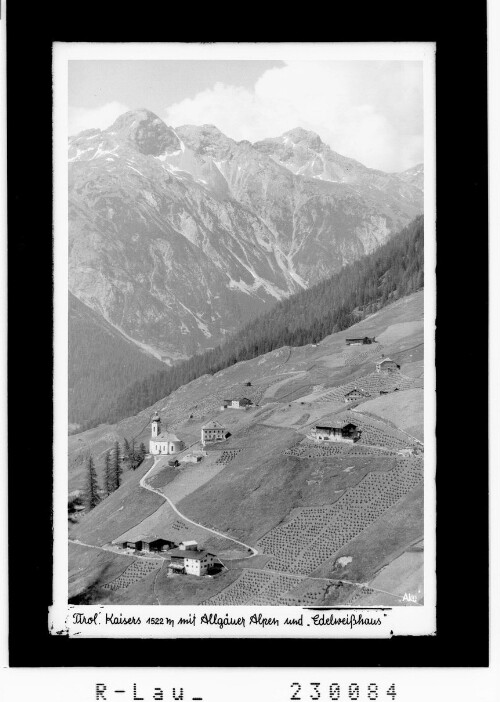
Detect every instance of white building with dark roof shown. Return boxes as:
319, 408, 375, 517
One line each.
344, 388, 370, 403
309, 420, 360, 443
149, 412, 185, 455
221, 397, 253, 409
375, 358, 400, 373
168, 541, 217, 576
201, 420, 227, 446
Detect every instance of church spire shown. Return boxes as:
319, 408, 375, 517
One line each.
151, 411, 161, 438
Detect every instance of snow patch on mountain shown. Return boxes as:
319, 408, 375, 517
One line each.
177, 300, 212, 338
128, 164, 145, 176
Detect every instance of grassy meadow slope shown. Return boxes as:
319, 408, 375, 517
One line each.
354, 388, 424, 442
69, 290, 425, 606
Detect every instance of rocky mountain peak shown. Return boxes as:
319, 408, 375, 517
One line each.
176, 124, 234, 157
403, 163, 423, 174
106, 109, 181, 156
68, 111, 424, 373
282, 127, 324, 151
75, 127, 102, 139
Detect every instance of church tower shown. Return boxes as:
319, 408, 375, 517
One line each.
151, 411, 161, 438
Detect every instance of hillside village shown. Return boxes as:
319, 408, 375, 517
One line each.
69, 290, 424, 607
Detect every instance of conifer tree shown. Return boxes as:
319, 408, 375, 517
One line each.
132, 442, 147, 469
113, 440, 122, 490
84, 455, 100, 510
123, 437, 130, 462
104, 450, 114, 496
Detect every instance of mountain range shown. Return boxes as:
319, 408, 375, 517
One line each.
69, 110, 423, 357
68, 109, 423, 428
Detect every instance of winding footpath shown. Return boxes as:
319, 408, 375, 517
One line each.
70, 455, 258, 567
140, 457, 258, 557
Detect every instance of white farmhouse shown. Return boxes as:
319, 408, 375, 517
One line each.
149, 412, 185, 455
168, 541, 216, 576
201, 420, 227, 446
221, 397, 253, 409
308, 420, 361, 443
375, 358, 400, 373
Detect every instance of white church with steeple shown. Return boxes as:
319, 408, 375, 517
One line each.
149, 411, 185, 455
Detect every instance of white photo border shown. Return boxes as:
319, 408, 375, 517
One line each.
51, 41, 436, 639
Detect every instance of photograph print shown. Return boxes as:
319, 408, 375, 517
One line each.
64, 46, 433, 614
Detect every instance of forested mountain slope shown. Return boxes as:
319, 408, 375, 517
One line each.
80, 215, 423, 430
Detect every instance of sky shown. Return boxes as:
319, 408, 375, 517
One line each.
68, 60, 423, 172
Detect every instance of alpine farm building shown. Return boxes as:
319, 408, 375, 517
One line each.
113, 532, 176, 553
201, 420, 227, 446
221, 397, 253, 410
309, 420, 360, 443
345, 336, 374, 345
168, 541, 216, 576
344, 388, 370, 403
375, 358, 400, 373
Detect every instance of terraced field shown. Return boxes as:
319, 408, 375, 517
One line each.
204, 569, 332, 606
205, 454, 423, 605
215, 449, 242, 465
248, 572, 308, 606
343, 585, 378, 605
203, 569, 276, 605
102, 559, 161, 591
279, 579, 337, 606
341, 344, 385, 367
260, 456, 423, 576
317, 372, 420, 404
284, 440, 395, 458
204, 568, 364, 607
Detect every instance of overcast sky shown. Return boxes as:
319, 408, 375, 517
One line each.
69, 60, 423, 172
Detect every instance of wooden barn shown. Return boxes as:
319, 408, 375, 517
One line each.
146, 538, 176, 553
118, 536, 176, 553
309, 420, 360, 444
345, 336, 374, 345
